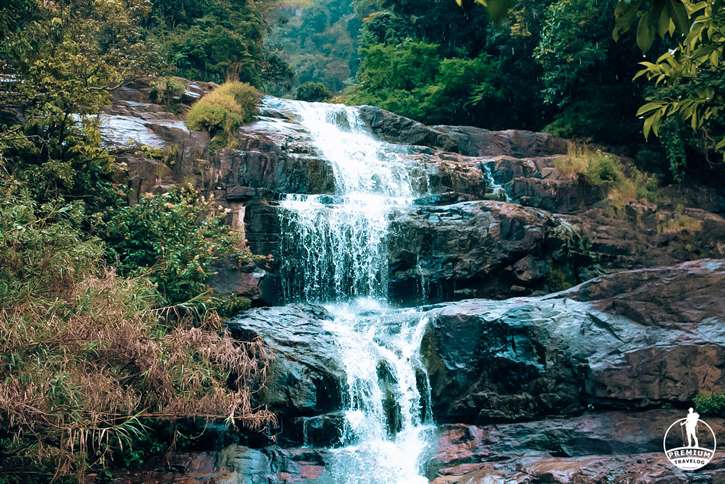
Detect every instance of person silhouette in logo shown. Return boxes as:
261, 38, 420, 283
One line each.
680, 407, 700, 448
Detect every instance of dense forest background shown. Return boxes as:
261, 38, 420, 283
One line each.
272, 0, 723, 181
0, 0, 722, 481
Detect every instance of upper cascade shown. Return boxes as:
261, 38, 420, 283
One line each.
271, 97, 423, 303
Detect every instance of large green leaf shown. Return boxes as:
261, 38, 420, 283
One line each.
670, 0, 690, 34
636, 11, 656, 51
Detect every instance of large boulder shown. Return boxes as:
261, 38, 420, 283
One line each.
388, 200, 593, 303
428, 410, 725, 483
421, 259, 725, 423
484, 156, 607, 213
565, 203, 725, 272
105, 445, 333, 484
225, 305, 344, 421
357, 105, 568, 158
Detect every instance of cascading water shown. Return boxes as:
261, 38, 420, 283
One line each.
483, 162, 510, 201
273, 98, 434, 483
277, 100, 415, 302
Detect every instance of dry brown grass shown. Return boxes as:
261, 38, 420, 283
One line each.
555, 143, 657, 209
0, 270, 275, 479
657, 206, 705, 235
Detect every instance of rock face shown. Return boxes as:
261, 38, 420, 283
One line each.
226, 305, 344, 422
421, 259, 725, 423
103, 444, 333, 484
102, 80, 725, 483
357, 105, 568, 158
388, 200, 593, 302
104, 82, 725, 305
428, 410, 725, 483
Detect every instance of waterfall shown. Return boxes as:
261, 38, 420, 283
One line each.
323, 299, 433, 484
273, 98, 433, 483
483, 162, 510, 201
277, 100, 415, 302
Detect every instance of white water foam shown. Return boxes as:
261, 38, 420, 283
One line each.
323, 299, 433, 484
272, 98, 434, 482
277, 99, 415, 302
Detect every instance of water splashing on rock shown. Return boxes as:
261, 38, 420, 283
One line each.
273, 98, 433, 482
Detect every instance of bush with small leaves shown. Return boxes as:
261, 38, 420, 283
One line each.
150, 76, 188, 106
214, 81, 261, 122
296, 81, 332, 102
186, 82, 261, 143
186, 90, 243, 138
695, 392, 725, 417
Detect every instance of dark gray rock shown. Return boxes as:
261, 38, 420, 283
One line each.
226, 305, 344, 419
421, 259, 725, 423
357, 105, 568, 158
388, 200, 592, 303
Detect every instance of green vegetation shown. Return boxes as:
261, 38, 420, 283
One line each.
555, 145, 658, 208
0, 2, 275, 480
105, 186, 244, 305
0, 0, 722, 479
268, 0, 361, 94
694, 392, 725, 417
186, 82, 260, 144
150, 77, 188, 107
296, 81, 333, 102
148, 0, 291, 88
340, 0, 723, 180
0, 181, 273, 480
633, 1, 724, 162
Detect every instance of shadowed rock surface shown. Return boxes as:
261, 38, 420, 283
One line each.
422, 259, 725, 423
226, 305, 344, 420
99, 82, 725, 483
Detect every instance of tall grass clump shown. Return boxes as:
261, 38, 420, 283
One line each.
0, 179, 274, 480
555, 143, 657, 208
186, 82, 260, 145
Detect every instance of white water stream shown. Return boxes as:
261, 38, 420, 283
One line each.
273, 99, 433, 483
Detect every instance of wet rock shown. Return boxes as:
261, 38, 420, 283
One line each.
422, 259, 725, 423
103, 445, 334, 484
208, 257, 272, 303
388, 200, 592, 303
565, 203, 725, 272
428, 410, 725, 483
243, 199, 594, 304
357, 106, 568, 158
294, 412, 346, 447
226, 305, 344, 420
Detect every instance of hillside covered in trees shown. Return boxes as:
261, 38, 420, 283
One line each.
1, 0, 724, 482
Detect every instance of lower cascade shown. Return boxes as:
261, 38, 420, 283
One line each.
274, 98, 434, 482
323, 300, 433, 484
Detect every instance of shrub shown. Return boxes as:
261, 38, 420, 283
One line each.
0, 180, 274, 479
214, 81, 261, 122
186, 82, 261, 143
104, 185, 245, 306
186, 90, 243, 138
296, 81, 332, 102
694, 392, 725, 417
150, 76, 187, 106
658, 206, 705, 235
555, 144, 657, 209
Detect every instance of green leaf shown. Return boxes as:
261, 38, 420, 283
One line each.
643, 114, 655, 139
658, 1, 671, 37
636, 12, 656, 51
670, 0, 690, 35
637, 101, 663, 116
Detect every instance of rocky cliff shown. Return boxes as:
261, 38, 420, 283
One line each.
100, 80, 725, 483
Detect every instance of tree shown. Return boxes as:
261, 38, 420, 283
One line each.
633, 1, 724, 161
296, 81, 333, 101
